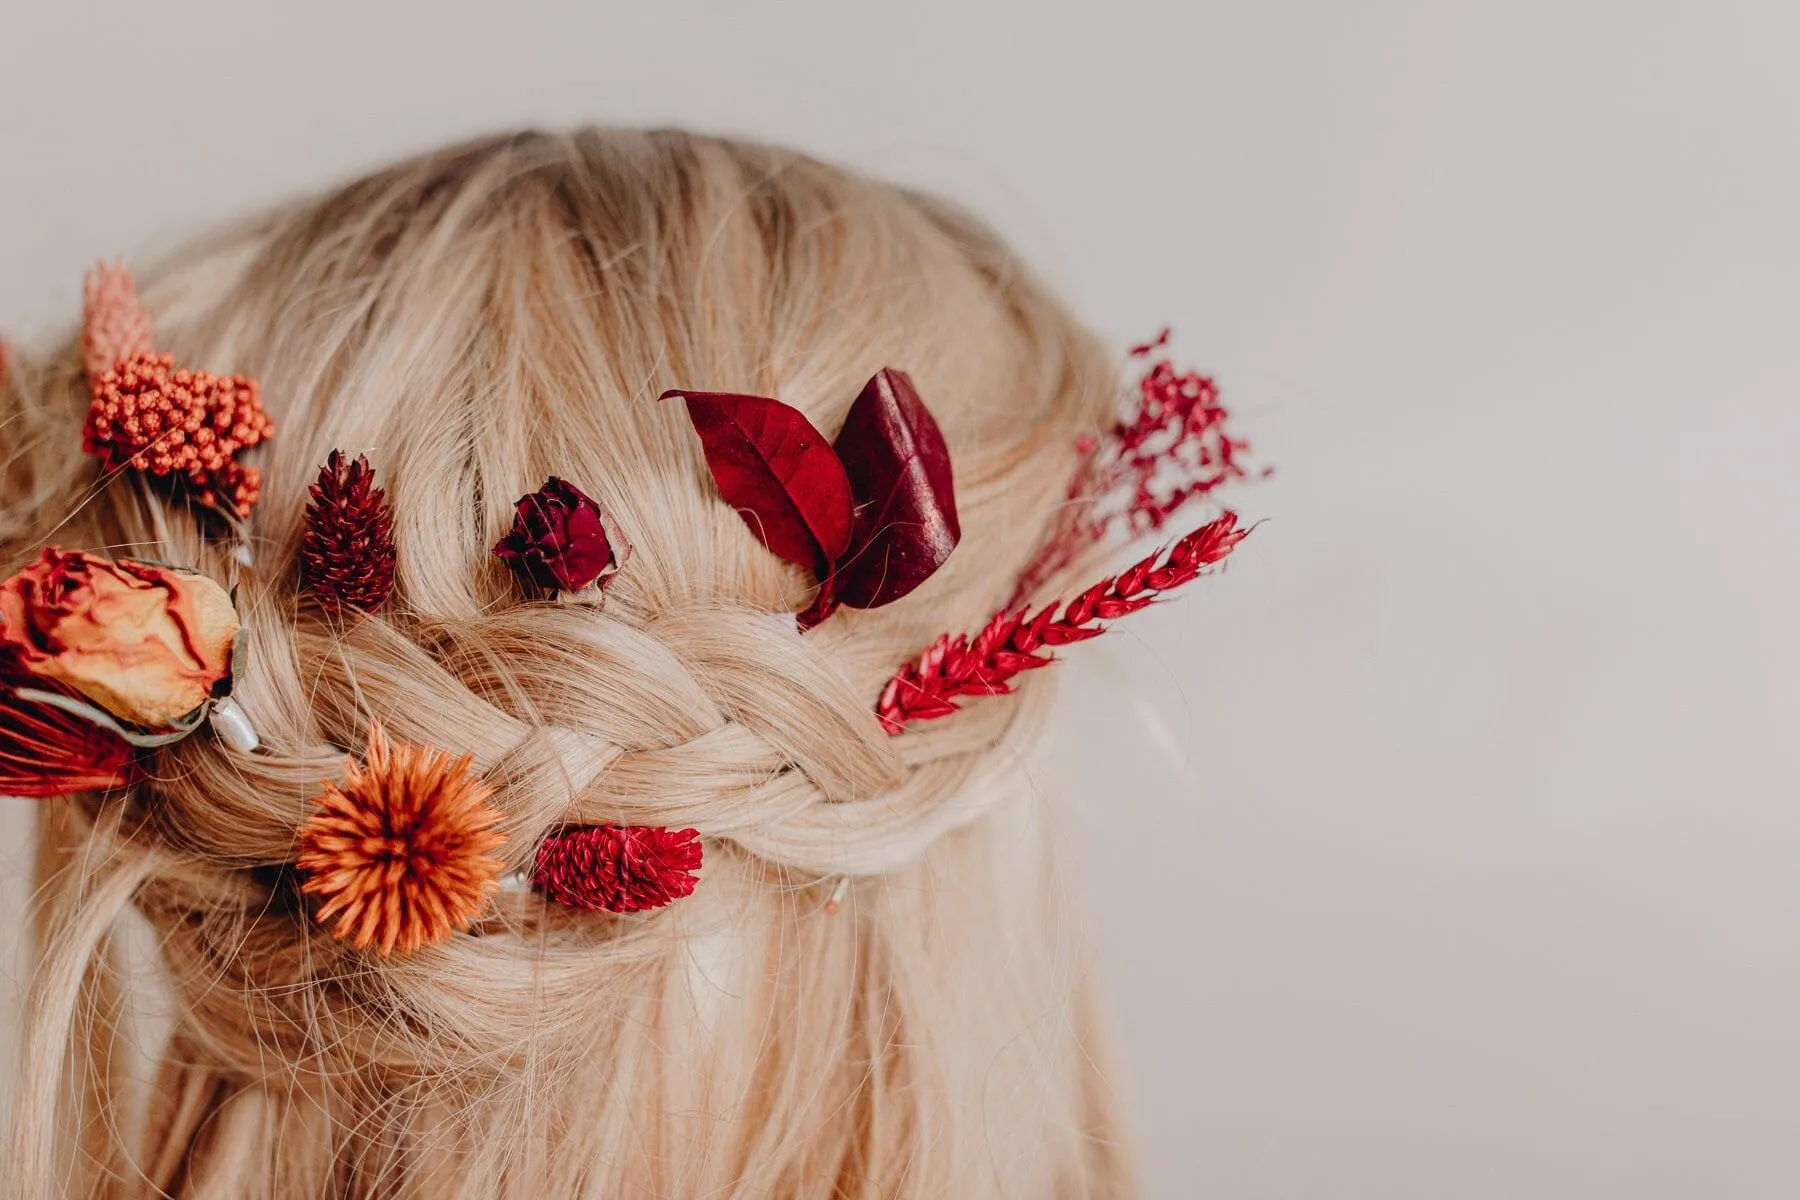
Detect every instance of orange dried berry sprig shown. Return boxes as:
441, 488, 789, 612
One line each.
297, 723, 507, 955
85, 353, 273, 518
79, 262, 275, 519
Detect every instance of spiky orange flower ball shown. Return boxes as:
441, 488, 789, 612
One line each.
297, 723, 507, 955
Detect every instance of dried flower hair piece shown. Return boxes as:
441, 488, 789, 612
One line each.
664, 367, 959, 627
301, 451, 397, 615
80, 262, 275, 519
0, 645, 143, 798
0, 548, 256, 755
493, 477, 626, 594
877, 512, 1248, 732
297, 722, 507, 955
534, 824, 702, 913
1014, 331, 1255, 602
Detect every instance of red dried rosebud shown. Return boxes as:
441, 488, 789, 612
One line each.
492, 477, 623, 593
534, 824, 702, 913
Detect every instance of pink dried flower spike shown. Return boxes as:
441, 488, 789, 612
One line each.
82, 262, 155, 377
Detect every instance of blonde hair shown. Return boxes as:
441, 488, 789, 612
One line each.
5, 128, 1132, 1198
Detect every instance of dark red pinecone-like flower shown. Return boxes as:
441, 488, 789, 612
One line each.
534, 824, 702, 913
300, 451, 397, 615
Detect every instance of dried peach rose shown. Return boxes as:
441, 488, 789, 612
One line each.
0, 548, 239, 728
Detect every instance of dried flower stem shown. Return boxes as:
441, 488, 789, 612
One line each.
878, 512, 1248, 733
1014, 333, 1254, 603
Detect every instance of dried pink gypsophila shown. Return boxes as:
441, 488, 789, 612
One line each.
878, 512, 1248, 732
1013, 331, 1255, 602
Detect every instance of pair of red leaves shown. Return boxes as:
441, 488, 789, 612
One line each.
663, 369, 959, 627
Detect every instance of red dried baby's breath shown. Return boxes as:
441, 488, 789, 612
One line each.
878, 512, 1248, 733
1014, 333, 1255, 602
296, 723, 507, 955
534, 824, 703, 913
301, 451, 397, 615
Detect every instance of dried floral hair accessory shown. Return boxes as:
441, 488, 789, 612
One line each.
493, 476, 626, 594
0, 645, 143, 798
80, 263, 275, 520
664, 367, 959, 628
301, 451, 397, 615
297, 722, 507, 955
0, 548, 256, 753
877, 512, 1248, 732
1014, 329, 1256, 602
534, 824, 702, 913
877, 331, 1263, 733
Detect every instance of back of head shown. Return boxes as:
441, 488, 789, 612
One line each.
6, 129, 1131, 1198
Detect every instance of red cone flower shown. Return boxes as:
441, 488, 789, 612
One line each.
534, 824, 702, 913
301, 451, 397, 615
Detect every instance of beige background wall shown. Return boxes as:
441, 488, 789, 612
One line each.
4, 1, 1798, 1194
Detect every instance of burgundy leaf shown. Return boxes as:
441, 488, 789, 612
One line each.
663, 390, 854, 571
830, 369, 961, 609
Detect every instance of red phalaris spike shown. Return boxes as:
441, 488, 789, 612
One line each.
830, 369, 960, 609
534, 825, 703, 913
0, 648, 142, 797
663, 389, 853, 571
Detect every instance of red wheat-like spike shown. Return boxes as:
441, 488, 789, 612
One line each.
877, 512, 1248, 733
534, 824, 703, 913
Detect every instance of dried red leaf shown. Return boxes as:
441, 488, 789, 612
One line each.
0, 645, 142, 797
830, 369, 961, 610
664, 389, 853, 571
